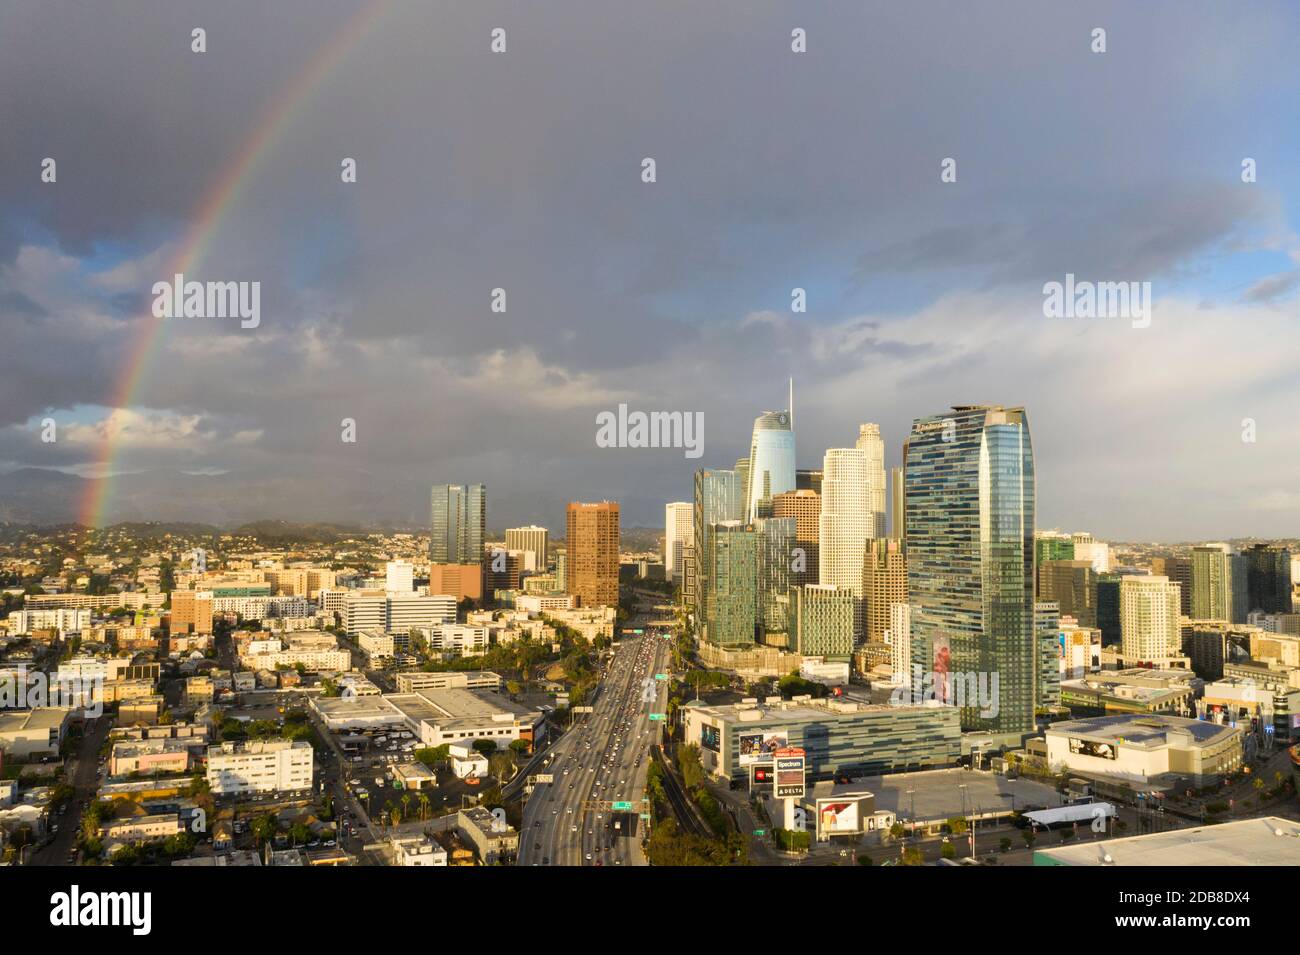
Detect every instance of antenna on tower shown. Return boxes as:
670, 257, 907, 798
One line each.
789, 377, 794, 430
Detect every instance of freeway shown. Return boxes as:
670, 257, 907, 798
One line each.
518, 630, 669, 866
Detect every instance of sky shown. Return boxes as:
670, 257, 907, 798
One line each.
1, 0, 1298, 538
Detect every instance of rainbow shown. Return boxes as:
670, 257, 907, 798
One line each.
78, 0, 392, 529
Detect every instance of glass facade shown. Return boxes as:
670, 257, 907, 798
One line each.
691, 468, 742, 612
904, 406, 1036, 736
430, 483, 485, 564
704, 522, 758, 647
745, 411, 795, 521
755, 516, 795, 638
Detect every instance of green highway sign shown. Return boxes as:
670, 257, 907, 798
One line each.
640, 814, 651, 820
612, 801, 635, 811
648, 713, 665, 721
753, 829, 766, 836
655, 673, 668, 680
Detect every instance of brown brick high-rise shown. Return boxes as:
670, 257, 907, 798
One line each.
566, 501, 620, 608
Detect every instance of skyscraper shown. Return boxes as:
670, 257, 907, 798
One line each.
772, 489, 821, 588
1243, 543, 1293, 615
565, 501, 620, 609
1035, 601, 1062, 710
430, 484, 486, 564
663, 503, 693, 584
1071, 532, 1110, 574
819, 447, 871, 642
863, 538, 908, 645
904, 405, 1036, 736
1151, 556, 1194, 616
754, 516, 795, 640
1192, 544, 1233, 622
1120, 574, 1182, 664
505, 526, 549, 573
1038, 559, 1097, 628
791, 585, 854, 660
855, 423, 886, 539
690, 468, 742, 611
888, 466, 904, 541
744, 410, 795, 521
703, 522, 759, 648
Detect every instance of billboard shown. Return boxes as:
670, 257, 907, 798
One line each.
700, 723, 721, 752
817, 799, 860, 835
1068, 737, 1117, 760
738, 731, 789, 766
774, 748, 806, 799
750, 765, 774, 793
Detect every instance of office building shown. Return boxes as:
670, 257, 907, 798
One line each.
206, 739, 314, 796
1243, 543, 1293, 614
1035, 601, 1062, 710
430, 483, 486, 564
386, 593, 457, 633
744, 410, 796, 521
341, 592, 386, 638
1151, 556, 1194, 615
754, 517, 795, 640
904, 405, 1036, 737
855, 423, 887, 539
703, 522, 759, 648
662, 503, 692, 584
1071, 532, 1110, 574
170, 590, 214, 635
1120, 575, 1183, 665
772, 489, 820, 589
791, 585, 854, 660
862, 538, 907, 646
505, 526, 549, 574
1096, 574, 1122, 645
691, 468, 742, 611
888, 602, 911, 684
681, 695, 961, 782
565, 501, 620, 608
1038, 559, 1097, 628
427, 563, 483, 603
820, 447, 871, 642
796, 468, 823, 494
384, 561, 414, 594
1192, 544, 1235, 622
888, 466, 904, 541
1034, 531, 1074, 567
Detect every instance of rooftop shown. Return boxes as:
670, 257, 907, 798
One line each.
1045, 713, 1238, 749
1036, 816, 1300, 866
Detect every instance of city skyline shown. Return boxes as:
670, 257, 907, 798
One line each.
2, 2, 1299, 539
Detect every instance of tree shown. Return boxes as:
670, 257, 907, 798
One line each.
940, 842, 956, 860
508, 739, 531, 756
947, 817, 968, 836
250, 814, 277, 847
472, 739, 497, 757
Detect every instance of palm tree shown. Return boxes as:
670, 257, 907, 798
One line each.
400, 794, 411, 820
418, 793, 431, 820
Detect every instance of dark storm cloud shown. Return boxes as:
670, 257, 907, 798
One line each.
1, 0, 1298, 536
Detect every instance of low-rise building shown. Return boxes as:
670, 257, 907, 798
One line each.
1043, 713, 1243, 786
457, 806, 518, 864
206, 739, 314, 797
391, 834, 449, 866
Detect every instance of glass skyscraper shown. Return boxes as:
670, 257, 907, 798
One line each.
744, 410, 795, 521
904, 406, 1036, 736
430, 483, 486, 564
704, 522, 759, 647
690, 468, 742, 612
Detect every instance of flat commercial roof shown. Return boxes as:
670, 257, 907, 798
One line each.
0, 707, 72, 734
1046, 714, 1237, 749
1036, 816, 1300, 866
